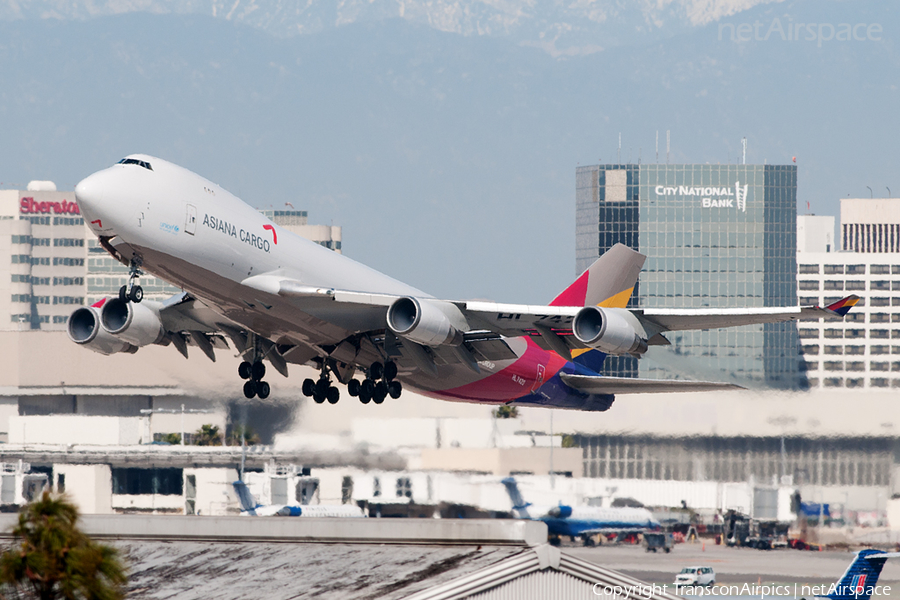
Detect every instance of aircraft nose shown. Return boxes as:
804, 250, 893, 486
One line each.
74, 171, 107, 214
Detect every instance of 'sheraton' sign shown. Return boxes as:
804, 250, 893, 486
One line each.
20, 197, 81, 215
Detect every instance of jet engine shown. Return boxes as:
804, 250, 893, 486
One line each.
99, 298, 166, 347
67, 306, 137, 355
386, 297, 466, 347
572, 306, 648, 355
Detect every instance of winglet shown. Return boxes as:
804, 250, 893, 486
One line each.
823, 295, 860, 317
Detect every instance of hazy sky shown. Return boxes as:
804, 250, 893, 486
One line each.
0, 0, 896, 303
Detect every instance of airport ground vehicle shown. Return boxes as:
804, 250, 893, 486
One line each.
674, 566, 715, 587
643, 532, 674, 553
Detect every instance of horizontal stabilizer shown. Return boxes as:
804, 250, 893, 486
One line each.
560, 373, 742, 395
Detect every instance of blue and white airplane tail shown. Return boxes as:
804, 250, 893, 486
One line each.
501, 477, 532, 518
821, 549, 899, 600
232, 480, 261, 515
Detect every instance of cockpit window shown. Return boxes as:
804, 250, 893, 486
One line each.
116, 158, 153, 171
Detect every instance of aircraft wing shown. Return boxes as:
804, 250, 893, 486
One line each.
247, 273, 858, 346
560, 373, 742, 394
457, 296, 859, 337
633, 296, 860, 332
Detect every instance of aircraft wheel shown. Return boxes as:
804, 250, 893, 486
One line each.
359, 389, 371, 404
242, 381, 257, 399
373, 382, 387, 404
301, 378, 315, 397
128, 285, 143, 303
257, 381, 270, 399
347, 379, 360, 397
315, 378, 329, 396
384, 361, 398, 382
251, 361, 266, 381
313, 391, 325, 404
238, 361, 253, 380
388, 381, 402, 399
369, 361, 384, 381
361, 379, 375, 397
326, 386, 339, 404
118, 285, 128, 302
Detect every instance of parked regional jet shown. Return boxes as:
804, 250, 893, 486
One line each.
232, 480, 365, 517
501, 478, 658, 545
68, 155, 859, 411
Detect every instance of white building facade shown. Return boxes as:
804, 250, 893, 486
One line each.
797, 203, 900, 389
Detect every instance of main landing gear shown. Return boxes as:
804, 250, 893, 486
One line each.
118, 259, 144, 303
345, 361, 402, 405
239, 360, 270, 399
300, 361, 402, 406
301, 365, 341, 405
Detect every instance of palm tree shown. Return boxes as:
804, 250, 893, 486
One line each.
226, 425, 260, 447
0, 491, 127, 600
492, 405, 518, 419
160, 433, 181, 445
193, 424, 223, 446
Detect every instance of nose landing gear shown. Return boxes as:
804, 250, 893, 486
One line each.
118, 259, 144, 303
346, 361, 402, 405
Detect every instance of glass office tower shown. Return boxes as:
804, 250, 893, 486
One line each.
576, 164, 802, 389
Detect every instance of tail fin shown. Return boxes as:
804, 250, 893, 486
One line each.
823, 295, 860, 317
827, 549, 898, 600
550, 244, 646, 371
551, 244, 646, 309
232, 480, 260, 515
501, 477, 531, 518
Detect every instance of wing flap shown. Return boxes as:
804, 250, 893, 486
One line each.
560, 373, 743, 394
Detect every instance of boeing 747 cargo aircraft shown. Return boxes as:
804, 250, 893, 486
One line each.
68, 155, 858, 411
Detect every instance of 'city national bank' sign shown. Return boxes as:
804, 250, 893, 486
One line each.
654, 183, 749, 212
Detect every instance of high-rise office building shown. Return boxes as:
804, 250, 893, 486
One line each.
576, 163, 801, 389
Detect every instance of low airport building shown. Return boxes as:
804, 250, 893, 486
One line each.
0, 514, 682, 600
0, 328, 897, 530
